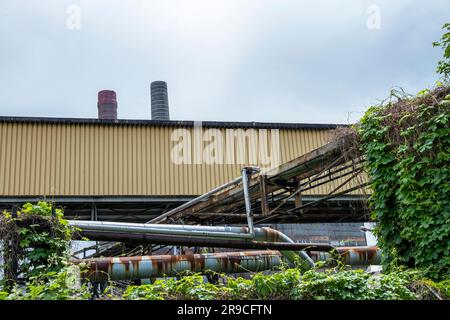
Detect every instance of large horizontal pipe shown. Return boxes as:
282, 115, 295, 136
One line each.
76, 247, 381, 281
310, 246, 382, 266
74, 230, 335, 251
77, 250, 284, 281
70, 220, 257, 239
69, 220, 315, 268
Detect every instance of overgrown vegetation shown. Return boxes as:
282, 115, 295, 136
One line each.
0, 202, 448, 300
3, 266, 91, 300
121, 268, 449, 300
339, 23, 450, 281
0, 202, 91, 299
355, 85, 450, 280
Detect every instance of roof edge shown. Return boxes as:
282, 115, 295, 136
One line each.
0, 116, 348, 129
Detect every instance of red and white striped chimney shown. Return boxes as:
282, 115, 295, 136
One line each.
97, 90, 118, 120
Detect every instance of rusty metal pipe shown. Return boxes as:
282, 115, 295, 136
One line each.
76, 247, 381, 282
76, 250, 284, 282
69, 221, 315, 268
309, 246, 381, 266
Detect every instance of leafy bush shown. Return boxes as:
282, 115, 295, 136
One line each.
122, 268, 449, 300
0, 202, 74, 283
356, 87, 450, 280
0, 202, 91, 299
123, 274, 228, 300
3, 266, 91, 300
252, 269, 300, 299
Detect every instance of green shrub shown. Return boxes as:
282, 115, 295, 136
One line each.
357, 86, 450, 280
123, 274, 228, 300
123, 268, 448, 300
0, 202, 91, 299
0, 201, 74, 283
4, 266, 91, 300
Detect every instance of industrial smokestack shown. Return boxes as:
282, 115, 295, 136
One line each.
97, 90, 118, 120
151, 81, 170, 120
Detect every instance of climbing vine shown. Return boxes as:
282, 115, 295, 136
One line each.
122, 268, 449, 300
0, 202, 71, 284
0, 202, 91, 299
356, 86, 450, 280
433, 23, 450, 79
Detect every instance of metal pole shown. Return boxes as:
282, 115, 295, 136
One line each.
242, 167, 260, 237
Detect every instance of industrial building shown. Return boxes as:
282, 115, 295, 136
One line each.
0, 82, 370, 248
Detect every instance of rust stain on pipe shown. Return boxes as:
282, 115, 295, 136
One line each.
77, 250, 283, 281
75, 247, 381, 282
308, 246, 381, 266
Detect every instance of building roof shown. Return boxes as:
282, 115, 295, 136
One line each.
0, 116, 346, 130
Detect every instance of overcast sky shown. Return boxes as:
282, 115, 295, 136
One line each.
0, 1, 448, 124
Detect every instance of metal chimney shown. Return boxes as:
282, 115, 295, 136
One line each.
151, 81, 170, 120
97, 90, 118, 120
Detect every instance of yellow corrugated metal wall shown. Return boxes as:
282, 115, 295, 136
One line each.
0, 122, 346, 196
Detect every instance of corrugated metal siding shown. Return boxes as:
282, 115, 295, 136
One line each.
0, 122, 361, 196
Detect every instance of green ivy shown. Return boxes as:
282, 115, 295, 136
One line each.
0, 202, 74, 282
357, 87, 450, 280
0, 202, 91, 299
123, 273, 229, 300
122, 268, 449, 300
3, 266, 91, 300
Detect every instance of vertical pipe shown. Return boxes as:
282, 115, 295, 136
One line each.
242, 167, 255, 236
259, 175, 270, 216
